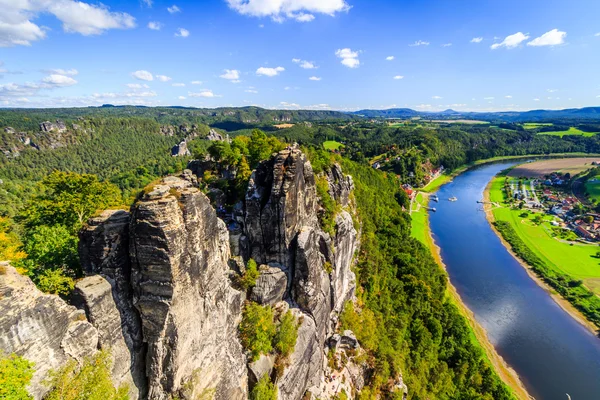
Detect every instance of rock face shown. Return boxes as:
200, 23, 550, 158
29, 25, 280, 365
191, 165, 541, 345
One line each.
130, 176, 247, 400
0, 263, 98, 399
206, 129, 224, 141
76, 210, 146, 399
171, 140, 190, 156
244, 147, 359, 399
249, 264, 288, 305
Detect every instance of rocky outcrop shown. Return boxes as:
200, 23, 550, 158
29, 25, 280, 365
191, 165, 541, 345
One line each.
39, 120, 66, 133
249, 264, 288, 305
0, 263, 98, 399
130, 176, 247, 400
76, 210, 146, 399
206, 129, 224, 141
244, 148, 359, 399
171, 140, 190, 157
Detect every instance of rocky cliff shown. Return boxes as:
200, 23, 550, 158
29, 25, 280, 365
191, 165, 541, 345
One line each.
0, 147, 362, 400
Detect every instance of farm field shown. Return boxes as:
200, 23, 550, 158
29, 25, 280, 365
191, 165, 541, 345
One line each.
523, 122, 553, 129
323, 140, 344, 150
507, 157, 600, 178
537, 127, 598, 137
489, 176, 600, 294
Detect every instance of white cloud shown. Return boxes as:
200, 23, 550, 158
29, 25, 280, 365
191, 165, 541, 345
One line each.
191, 80, 202, 85
527, 29, 566, 47
484, 97, 495, 100
245, 89, 258, 93
172, 83, 185, 87
167, 5, 181, 13
220, 69, 241, 81
292, 59, 317, 69
393, 75, 404, 80
471, 37, 483, 43
386, 56, 394, 61
432, 95, 442, 99
295, 13, 315, 22
409, 40, 429, 47
189, 90, 220, 98
47, 68, 78, 76
148, 21, 162, 30
547, 89, 558, 93
309, 76, 321, 81
225, 0, 350, 22
256, 66, 285, 77
142, 0, 153, 7
0, 0, 135, 46
126, 83, 149, 89
335, 48, 360, 68
259, 24, 264, 28
178, 96, 186, 100
505, 95, 513, 98
132, 70, 154, 81
125, 91, 156, 98
596, 33, 600, 37
491, 32, 529, 49
175, 28, 189, 37
42, 74, 77, 86
441, 43, 452, 47
156, 75, 172, 82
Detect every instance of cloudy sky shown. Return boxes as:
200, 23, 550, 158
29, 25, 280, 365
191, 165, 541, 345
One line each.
1, 0, 599, 111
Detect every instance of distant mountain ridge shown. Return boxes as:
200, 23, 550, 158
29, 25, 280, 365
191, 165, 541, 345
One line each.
351, 106, 600, 121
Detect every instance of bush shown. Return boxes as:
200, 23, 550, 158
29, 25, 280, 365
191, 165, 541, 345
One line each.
249, 374, 277, 400
273, 311, 299, 358
0, 352, 34, 400
239, 303, 276, 361
239, 259, 260, 290
44, 350, 129, 400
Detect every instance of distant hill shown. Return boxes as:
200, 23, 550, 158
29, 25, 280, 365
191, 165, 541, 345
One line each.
350, 106, 600, 122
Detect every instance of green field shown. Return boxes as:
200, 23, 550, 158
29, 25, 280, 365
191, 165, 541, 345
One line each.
537, 127, 598, 137
523, 123, 553, 129
323, 140, 344, 150
410, 192, 433, 246
489, 176, 600, 294
584, 176, 600, 203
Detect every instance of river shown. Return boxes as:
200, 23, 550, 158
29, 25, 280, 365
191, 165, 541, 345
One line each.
428, 162, 600, 400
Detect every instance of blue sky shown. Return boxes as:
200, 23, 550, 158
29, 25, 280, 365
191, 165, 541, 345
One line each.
1, 0, 599, 111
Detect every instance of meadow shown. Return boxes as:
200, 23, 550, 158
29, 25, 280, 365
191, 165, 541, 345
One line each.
537, 127, 598, 137
323, 140, 344, 150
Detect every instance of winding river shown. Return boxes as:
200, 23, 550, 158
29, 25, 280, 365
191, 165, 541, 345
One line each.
428, 162, 600, 400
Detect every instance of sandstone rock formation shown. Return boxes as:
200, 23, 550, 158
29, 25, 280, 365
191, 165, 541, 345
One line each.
130, 176, 247, 400
0, 263, 98, 399
171, 139, 190, 156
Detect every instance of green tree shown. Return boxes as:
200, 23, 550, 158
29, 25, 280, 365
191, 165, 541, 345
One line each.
249, 374, 277, 400
44, 350, 129, 400
0, 353, 34, 400
22, 171, 121, 233
273, 311, 299, 358
0, 217, 26, 264
240, 303, 276, 361
239, 258, 259, 290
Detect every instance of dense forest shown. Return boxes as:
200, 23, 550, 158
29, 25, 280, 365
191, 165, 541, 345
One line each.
2, 107, 599, 399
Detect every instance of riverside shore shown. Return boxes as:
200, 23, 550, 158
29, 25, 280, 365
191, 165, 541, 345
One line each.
415, 192, 532, 400
483, 177, 600, 337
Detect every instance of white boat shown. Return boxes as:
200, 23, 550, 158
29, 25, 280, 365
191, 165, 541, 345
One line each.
449, 196, 458, 202
432, 195, 439, 202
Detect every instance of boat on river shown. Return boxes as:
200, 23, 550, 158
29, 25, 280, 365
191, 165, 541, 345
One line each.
448, 196, 458, 202
432, 195, 439, 202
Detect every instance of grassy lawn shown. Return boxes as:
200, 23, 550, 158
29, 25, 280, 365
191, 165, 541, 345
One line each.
410, 192, 430, 245
537, 127, 598, 137
489, 176, 600, 294
323, 140, 344, 150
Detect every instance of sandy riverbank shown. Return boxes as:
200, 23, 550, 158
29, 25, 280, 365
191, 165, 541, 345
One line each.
482, 180, 600, 336
418, 192, 532, 400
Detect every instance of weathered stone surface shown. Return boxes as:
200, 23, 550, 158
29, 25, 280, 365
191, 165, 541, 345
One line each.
245, 147, 318, 267
206, 129, 224, 141
0, 264, 98, 399
249, 264, 287, 305
277, 308, 323, 400
326, 163, 354, 207
248, 354, 275, 388
171, 140, 190, 157
130, 176, 247, 400
73, 276, 146, 399
331, 212, 357, 314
